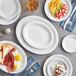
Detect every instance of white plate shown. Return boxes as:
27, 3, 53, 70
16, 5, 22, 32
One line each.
23, 21, 54, 49
62, 35, 76, 53
43, 54, 73, 76
0, 0, 21, 25
16, 15, 59, 55
0, 41, 27, 74
44, 0, 72, 22
0, 0, 20, 19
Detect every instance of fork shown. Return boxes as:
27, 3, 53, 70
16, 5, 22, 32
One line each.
66, 13, 76, 26
63, 5, 76, 29
22, 64, 37, 76
20, 61, 37, 76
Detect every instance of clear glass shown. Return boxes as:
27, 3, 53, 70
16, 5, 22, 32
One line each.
20, 0, 39, 11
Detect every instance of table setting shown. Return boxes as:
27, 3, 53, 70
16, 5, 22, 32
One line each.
0, 0, 76, 76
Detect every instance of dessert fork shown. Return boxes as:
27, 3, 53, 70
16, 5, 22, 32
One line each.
63, 5, 76, 29
66, 13, 76, 26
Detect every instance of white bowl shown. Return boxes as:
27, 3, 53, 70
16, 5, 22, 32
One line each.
44, 0, 72, 22
0, 41, 27, 74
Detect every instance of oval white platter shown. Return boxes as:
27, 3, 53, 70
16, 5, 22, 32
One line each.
0, 41, 27, 74
43, 54, 73, 76
62, 35, 76, 53
16, 15, 59, 55
44, 0, 72, 22
23, 21, 54, 49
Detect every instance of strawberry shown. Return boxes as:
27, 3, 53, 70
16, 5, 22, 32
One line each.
64, 10, 67, 14
55, 13, 58, 18
61, 9, 65, 14
58, 15, 63, 19
62, 4, 68, 10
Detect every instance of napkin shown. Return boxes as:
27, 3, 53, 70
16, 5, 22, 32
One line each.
61, 0, 76, 32
12, 57, 41, 76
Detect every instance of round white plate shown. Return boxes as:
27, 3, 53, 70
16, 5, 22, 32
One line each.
0, 0, 20, 19
16, 15, 59, 55
23, 21, 54, 49
0, 0, 21, 25
43, 54, 73, 76
44, 0, 72, 22
62, 35, 76, 53
0, 41, 27, 74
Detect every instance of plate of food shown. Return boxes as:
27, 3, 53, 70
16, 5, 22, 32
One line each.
44, 0, 72, 22
0, 41, 27, 74
43, 54, 73, 76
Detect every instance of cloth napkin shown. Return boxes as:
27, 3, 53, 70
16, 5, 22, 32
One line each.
61, 0, 76, 32
12, 57, 41, 76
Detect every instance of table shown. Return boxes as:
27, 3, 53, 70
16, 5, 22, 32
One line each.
0, 0, 76, 76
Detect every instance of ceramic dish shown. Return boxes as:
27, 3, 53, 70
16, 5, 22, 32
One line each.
44, 0, 72, 22
62, 35, 76, 53
43, 54, 73, 76
0, 41, 27, 74
23, 21, 54, 49
0, 0, 20, 19
0, 0, 21, 25
16, 15, 59, 55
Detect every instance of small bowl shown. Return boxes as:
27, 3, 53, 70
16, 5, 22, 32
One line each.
0, 41, 27, 74
44, 0, 72, 22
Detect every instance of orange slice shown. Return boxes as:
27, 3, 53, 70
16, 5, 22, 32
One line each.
51, 7, 57, 13
55, 0, 61, 7
50, 5, 55, 13
48, 1, 52, 8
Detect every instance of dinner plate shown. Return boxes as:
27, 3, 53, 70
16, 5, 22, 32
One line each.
44, 0, 72, 22
23, 21, 54, 49
62, 35, 76, 53
0, 41, 27, 74
0, 0, 21, 25
16, 15, 59, 55
43, 54, 73, 76
0, 0, 20, 19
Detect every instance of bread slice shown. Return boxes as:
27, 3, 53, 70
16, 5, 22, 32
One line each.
0, 44, 14, 64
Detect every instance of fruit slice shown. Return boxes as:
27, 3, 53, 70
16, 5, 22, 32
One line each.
57, 2, 63, 9
51, 7, 57, 13
50, 5, 55, 13
55, 0, 61, 7
52, 0, 60, 4
49, 1, 52, 8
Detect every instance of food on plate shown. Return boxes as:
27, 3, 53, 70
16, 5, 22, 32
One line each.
49, 0, 68, 19
0, 44, 24, 72
53, 62, 67, 76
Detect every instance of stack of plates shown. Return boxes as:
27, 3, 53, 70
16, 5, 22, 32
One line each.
43, 55, 73, 76
16, 15, 59, 55
0, 0, 21, 25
